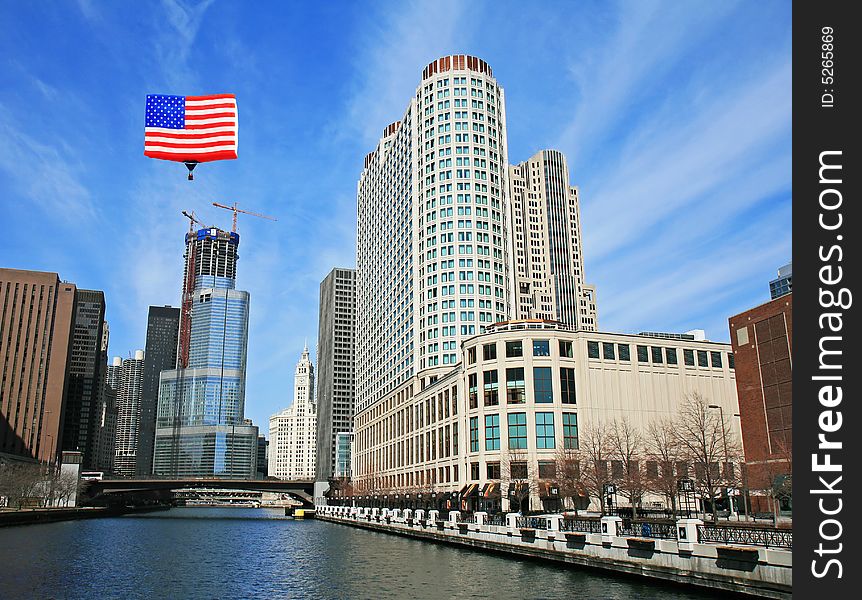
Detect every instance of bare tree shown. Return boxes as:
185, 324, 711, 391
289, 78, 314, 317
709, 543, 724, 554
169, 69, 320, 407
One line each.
644, 418, 685, 515
576, 419, 613, 514
553, 445, 588, 515
610, 418, 646, 519
501, 448, 538, 514
0, 462, 45, 509
758, 437, 792, 527
674, 392, 742, 522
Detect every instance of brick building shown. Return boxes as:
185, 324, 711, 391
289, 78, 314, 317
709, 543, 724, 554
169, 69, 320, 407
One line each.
728, 293, 792, 513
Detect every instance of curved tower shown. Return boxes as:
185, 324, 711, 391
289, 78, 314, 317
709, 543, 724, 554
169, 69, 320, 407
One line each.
356, 55, 510, 414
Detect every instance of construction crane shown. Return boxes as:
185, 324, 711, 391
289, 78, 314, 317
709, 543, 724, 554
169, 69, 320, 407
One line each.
181, 210, 206, 233
211, 202, 277, 233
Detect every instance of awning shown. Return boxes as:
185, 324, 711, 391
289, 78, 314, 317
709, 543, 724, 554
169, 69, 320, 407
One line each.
479, 482, 501, 499
539, 481, 560, 499
460, 483, 480, 497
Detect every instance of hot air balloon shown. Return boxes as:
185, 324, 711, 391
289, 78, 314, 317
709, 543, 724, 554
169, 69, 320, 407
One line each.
144, 93, 238, 180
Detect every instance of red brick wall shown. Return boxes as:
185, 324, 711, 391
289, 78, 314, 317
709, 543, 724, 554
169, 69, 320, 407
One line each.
728, 294, 792, 492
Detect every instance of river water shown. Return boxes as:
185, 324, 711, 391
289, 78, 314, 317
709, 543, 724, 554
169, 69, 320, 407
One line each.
0, 507, 722, 599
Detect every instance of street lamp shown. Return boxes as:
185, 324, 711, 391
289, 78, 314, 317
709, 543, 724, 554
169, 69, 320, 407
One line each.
708, 405, 732, 518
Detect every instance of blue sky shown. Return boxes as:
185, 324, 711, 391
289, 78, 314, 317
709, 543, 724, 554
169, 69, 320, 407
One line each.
0, 1, 791, 434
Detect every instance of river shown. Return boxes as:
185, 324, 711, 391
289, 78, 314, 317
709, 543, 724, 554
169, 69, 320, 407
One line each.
0, 507, 723, 599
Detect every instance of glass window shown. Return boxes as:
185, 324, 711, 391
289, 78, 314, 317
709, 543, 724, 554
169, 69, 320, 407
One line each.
507, 412, 527, 449
538, 461, 556, 479
510, 462, 528, 479
470, 417, 479, 452
533, 367, 553, 403
684, 349, 695, 366
483, 343, 497, 360
728, 352, 735, 369
559, 340, 573, 358
697, 350, 709, 367
637, 345, 649, 362
483, 369, 499, 406
560, 367, 577, 404
467, 347, 476, 364
602, 342, 615, 360
666, 348, 678, 365
618, 344, 630, 361
468, 373, 478, 409
532, 339, 550, 356
486, 462, 501, 479
651, 346, 663, 363
587, 341, 600, 359
505, 340, 523, 357
536, 412, 555, 449
563, 413, 578, 449
710, 351, 722, 368
506, 367, 526, 404
471, 462, 480, 480
485, 414, 500, 450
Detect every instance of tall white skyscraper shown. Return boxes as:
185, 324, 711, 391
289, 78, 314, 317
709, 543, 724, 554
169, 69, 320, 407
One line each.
113, 351, 144, 476
508, 150, 598, 329
268, 346, 317, 480
356, 55, 510, 414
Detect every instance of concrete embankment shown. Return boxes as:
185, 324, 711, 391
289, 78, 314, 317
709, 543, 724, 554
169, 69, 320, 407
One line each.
318, 511, 791, 599
0, 505, 170, 527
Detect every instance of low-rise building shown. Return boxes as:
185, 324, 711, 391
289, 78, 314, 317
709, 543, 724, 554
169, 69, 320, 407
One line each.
353, 320, 740, 512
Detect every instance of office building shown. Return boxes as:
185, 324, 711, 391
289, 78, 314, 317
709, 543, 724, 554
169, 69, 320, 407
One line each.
137, 305, 180, 476
334, 432, 353, 479
729, 293, 792, 513
61, 289, 106, 468
509, 150, 597, 329
154, 226, 258, 478
114, 350, 145, 476
257, 435, 268, 478
315, 268, 356, 487
356, 55, 510, 417
354, 320, 740, 512
768, 262, 792, 300
91, 325, 118, 473
0, 268, 76, 464
269, 346, 316, 480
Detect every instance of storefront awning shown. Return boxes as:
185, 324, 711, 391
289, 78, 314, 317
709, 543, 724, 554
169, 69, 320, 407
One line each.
460, 483, 479, 498
479, 482, 501, 499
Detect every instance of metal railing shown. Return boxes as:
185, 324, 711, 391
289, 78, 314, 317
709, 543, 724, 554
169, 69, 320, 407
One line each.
458, 513, 477, 524
516, 516, 549, 530
559, 518, 603, 534
697, 525, 792, 549
486, 514, 506, 527
617, 520, 678, 540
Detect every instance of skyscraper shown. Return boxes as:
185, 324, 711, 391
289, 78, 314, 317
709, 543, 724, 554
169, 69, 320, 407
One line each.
769, 262, 792, 299
269, 346, 316, 480
137, 305, 180, 476
61, 289, 106, 468
0, 268, 76, 464
315, 268, 356, 487
508, 150, 597, 329
91, 326, 118, 473
114, 350, 145, 476
356, 55, 510, 414
153, 226, 258, 478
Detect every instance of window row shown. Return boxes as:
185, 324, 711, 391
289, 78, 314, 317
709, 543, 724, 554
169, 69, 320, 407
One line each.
586, 341, 734, 369
467, 366, 577, 407
469, 412, 578, 452
466, 338, 576, 364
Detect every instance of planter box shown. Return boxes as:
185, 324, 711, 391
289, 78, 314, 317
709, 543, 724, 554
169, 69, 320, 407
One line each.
716, 546, 760, 562
626, 537, 656, 551
406, 518, 414, 526
457, 522, 469, 533
519, 528, 536, 542
435, 520, 446, 530
564, 532, 587, 543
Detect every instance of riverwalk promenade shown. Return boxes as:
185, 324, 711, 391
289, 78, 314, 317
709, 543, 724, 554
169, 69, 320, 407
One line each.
318, 506, 791, 599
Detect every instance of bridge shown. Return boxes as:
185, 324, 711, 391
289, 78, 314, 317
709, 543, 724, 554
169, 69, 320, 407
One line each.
82, 478, 316, 507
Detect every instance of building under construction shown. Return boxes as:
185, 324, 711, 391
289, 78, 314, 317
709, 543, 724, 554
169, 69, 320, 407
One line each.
153, 226, 258, 478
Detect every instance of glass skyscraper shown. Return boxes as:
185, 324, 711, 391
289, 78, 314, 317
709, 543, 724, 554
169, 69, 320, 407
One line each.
153, 227, 258, 478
